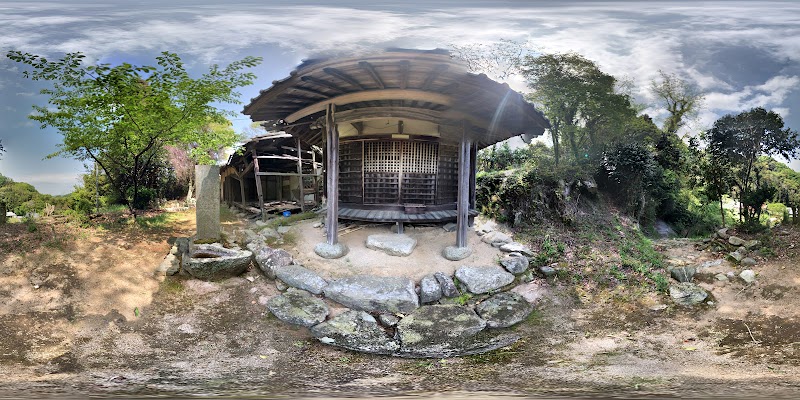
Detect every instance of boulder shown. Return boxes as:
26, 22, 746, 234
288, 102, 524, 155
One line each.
274, 264, 328, 295
267, 289, 329, 327
366, 234, 417, 256
740, 269, 756, 284
539, 265, 557, 277
155, 253, 180, 276
728, 236, 746, 246
311, 310, 400, 355
396, 304, 486, 357
480, 231, 512, 246
323, 275, 419, 314
259, 227, 280, 240
475, 291, 533, 328
183, 244, 252, 281
378, 313, 400, 327
314, 242, 349, 259
743, 240, 760, 250
717, 228, 730, 240
499, 242, 533, 256
277, 226, 291, 234
442, 222, 457, 232
443, 246, 472, 261
741, 257, 757, 267
669, 282, 709, 307
419, 275, 443, 304
670, 266, 696, 283
248, 243, 292, 279
235, 229, 260, 246
455, 266, 515, 294
728, 251, 744, 263
500, 255, 529, 274
434, 272, 459, 297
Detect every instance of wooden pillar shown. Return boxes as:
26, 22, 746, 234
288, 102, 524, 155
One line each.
238, 174, 246, 205
325, 103, 339, 245
469, 142, 477, 227
252, 149, 265, 221
312, 149, 319, 205
297, 137, 305, 213
456, 123, 473, 248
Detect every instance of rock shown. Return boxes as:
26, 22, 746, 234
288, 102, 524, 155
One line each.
500, 255, 529, 274
728, 251, 744, 263
442, 222, 457, 232
443, 246, 472, 261
314, 242, 349, 259
728, 236, 746, 246
700, 259, 723, 269
455, 266, 515, 294
312, 221, 322, 228
741, 257, 757, 267
236, 229, 261, 246
248, 243, 292, 279
323, 275, 419, 314
670, 266, 696, 283
274, 264, 328, 295
743, 240, 760, 250
655, 220, 677, 238
396, 304, 486, 357
481, 231, 512, 246
254, 220, 268, 227
582, 178, 598, 195
669, 282, 709, 307
714, 273, 729, 281
739, 269, 756, 284
311, 310, 399, 355
419, 275, 443, 304
539, 265, 557, 277
155, 253, 179, 276
183, 244, 252, 281
365, 234, 417, 257
475, 291, 533, 328
275, 280, 289, 291
434, 272, 459, 297
717, 228, 730, 240
259, 227, 280, 239
267, 289, 329, 327
499, 242, 533, 256
378, 313, 400, 327
277, 226, 291, 234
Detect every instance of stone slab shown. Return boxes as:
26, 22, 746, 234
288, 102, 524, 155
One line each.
195, 165, 220, 242
455, 266, 515, 294
267, 289, 329, 327
323, 275, 419, 314
274, 264, 328, 295
311, 310, 400, 355
365, 234, 417, 257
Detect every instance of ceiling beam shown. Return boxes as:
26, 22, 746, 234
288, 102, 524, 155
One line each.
358, 61, 385, 89
284, 89, 454, 123
300, 76, 347, 94
421, 64, 449, 90
291, 85, 331, 98
399, 60, 410, 90
323, 67, 365, 90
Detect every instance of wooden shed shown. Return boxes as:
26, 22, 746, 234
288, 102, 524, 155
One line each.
221, 133, 322, 215
242, 49, 549, 252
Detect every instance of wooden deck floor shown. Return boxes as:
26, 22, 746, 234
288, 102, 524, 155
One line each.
338, 207, 477, 223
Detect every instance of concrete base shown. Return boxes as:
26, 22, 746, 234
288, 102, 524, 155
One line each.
314, 242, 349, 259
443, 245, 472, 261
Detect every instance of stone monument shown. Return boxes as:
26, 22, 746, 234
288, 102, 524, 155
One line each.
195, 164, 220, 242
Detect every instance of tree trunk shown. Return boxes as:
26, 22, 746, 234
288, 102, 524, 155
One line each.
719, 198, 726, 227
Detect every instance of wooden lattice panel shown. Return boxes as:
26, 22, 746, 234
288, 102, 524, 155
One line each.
364, 141, 400, 173
401, 141, 438, 174
338, 141, 363, 203
436, 143, 459, 205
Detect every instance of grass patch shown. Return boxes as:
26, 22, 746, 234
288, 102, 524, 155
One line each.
160, 278, 185, 294
262, 211, 316, 229
466, 340, 524, 364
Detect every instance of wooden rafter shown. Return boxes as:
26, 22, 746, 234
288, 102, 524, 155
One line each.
301, 76, 347, 94
284, 89, 454, 123
421, 64, 449, 90
358, 61, 385, 89
291, 85, 331, 98
399, 60, 410, 90
323, 67, 365, 90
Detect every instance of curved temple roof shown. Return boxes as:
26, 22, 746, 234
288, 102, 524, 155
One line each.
243, 49, 549, 149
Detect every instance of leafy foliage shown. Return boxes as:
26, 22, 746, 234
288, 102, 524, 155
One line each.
650, 70, 705, 135
6, 50, 261, 215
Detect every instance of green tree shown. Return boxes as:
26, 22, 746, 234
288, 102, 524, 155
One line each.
6, 50, 261, 216
519, 52, 636, 166
650, 70, 705, 135
705, 107, 800, 225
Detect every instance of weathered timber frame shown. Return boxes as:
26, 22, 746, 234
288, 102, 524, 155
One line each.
242, 49, 550, 249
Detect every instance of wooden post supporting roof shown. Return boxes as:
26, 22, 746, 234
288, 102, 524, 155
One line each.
456, 122, 472, 248
297, 137, 304, 213
252, 149, 266, 221
325, 103, 339, 245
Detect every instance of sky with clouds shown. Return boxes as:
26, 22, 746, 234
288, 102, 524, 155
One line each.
1, 0, 798, 194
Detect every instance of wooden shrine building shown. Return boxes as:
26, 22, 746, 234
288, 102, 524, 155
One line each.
242, 49, 549, 257
221, 133, 322, 215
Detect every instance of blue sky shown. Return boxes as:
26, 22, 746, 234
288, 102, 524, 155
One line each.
1, 0, 799, 194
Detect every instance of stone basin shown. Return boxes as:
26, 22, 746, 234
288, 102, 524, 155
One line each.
183, 243, 252, 281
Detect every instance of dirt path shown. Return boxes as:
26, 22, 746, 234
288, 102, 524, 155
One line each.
1, 214, 799, 398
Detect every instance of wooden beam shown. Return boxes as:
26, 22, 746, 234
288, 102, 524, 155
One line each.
456, 122, 473, 248
284, 89, 454, 123
421, 64, 449, 90
325, 103, 340, 245
399, 60, 410, 90
323, 67, 365, 90
301, 75, 347, 94
291, 85, 331, 98
277, 94, 320, 103
359, 61, 385, 89
297, 137, 304, 213
252, 149, 266, 221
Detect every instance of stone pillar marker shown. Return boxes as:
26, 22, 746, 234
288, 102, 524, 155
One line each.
195, 164, 221, 242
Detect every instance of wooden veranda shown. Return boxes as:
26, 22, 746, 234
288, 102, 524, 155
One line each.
242, 49, 549, 251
